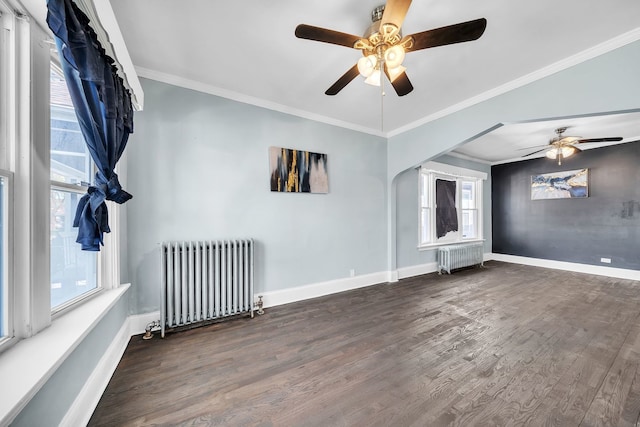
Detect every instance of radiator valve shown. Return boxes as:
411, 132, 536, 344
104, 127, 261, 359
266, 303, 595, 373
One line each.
143, 320, 161, 340
255, 295, 265, 315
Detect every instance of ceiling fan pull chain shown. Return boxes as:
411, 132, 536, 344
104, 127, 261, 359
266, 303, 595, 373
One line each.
380, 64, 385, 132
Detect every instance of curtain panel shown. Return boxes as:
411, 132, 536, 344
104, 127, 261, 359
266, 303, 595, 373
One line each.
435, 179, 458, 239
47, 0, 134, 251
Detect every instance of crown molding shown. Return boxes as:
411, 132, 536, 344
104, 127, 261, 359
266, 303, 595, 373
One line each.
136, 27, 640, 139
387, 27, 640, 138
135, 67, 386, 138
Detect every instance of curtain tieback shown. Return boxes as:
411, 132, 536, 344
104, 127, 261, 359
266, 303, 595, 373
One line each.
72, 173, 132, 251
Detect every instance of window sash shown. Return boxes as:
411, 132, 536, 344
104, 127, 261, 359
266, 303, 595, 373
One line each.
49, 62, 102, 314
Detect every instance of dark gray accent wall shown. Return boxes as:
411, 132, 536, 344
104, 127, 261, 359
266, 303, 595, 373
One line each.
492, 141, 640, 270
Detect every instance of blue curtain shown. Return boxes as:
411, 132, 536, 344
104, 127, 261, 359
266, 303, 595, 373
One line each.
47, 0, 134, 251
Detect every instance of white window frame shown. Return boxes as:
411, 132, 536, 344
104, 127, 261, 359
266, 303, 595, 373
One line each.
418, 161, 486, 249
48, 60, 121, 317
0, 170, 13, 350
0, 2, 17, 353
0, 5, 122, 353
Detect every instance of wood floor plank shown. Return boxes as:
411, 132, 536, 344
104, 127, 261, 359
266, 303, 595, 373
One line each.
88, 262, 640, 426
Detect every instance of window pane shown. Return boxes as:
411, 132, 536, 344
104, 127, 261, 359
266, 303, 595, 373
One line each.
420, 173, 429, 207
462, 181, 475, 209
51, 189, 97, 309
462, 209, 478, 239
420, 208, 430, 244
50, 69, 92, 184
0, 176, 6, 337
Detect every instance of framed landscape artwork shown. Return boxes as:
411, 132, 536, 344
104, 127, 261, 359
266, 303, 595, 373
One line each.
531, 168, 588, 200
269, 146, 328, 193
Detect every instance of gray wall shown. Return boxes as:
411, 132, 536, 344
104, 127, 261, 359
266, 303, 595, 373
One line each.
396, 155, 492, 269
492, 142, 640, 269
126, 79, 388, 314
12, 291, 129, 426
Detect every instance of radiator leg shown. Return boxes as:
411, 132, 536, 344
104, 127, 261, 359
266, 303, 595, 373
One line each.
255, 295, 265, 315
143, 320, 161, 340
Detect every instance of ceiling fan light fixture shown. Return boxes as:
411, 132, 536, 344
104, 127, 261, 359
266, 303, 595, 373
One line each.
357, 55, 377, 77
365, 69, 381, 86
561, 146, 577, 158
384, 44, 405, 69
387, 64, 406, 82
545, 148, 559, 159
545, 145, 576, 160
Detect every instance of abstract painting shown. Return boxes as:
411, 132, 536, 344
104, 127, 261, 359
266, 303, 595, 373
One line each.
269, 146, 328, 193
531, 168, 588, 200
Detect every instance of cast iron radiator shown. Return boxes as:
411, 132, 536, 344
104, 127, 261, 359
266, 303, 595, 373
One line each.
437, 243, 484, 274
161, 239, 255, 337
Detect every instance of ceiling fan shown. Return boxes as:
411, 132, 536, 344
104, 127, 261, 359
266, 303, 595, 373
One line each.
523, 127, 623, 165
294, 0, 487, 96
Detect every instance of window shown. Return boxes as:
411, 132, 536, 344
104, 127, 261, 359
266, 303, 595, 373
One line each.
50, 65, 99, 311
0, 4, 14, 348
419, 162, 485, 247
0, 173, 8, 341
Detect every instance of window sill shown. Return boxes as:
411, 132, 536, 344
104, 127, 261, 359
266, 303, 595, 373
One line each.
417, 239, 485, 251
0, 283, 130, 426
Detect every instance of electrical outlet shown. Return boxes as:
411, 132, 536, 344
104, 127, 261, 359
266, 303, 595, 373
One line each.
600, 257, 611, 264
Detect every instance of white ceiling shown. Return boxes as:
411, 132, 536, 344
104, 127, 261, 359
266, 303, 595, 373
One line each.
452, 111, 640, 164
105, 0, 640, 159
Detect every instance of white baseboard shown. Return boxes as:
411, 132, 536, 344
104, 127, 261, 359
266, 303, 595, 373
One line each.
396, 262, 439, 280
128, 311, 162, 336
491, 253, 640, 281
59, 316, 131, 427
259, 271, 389, 308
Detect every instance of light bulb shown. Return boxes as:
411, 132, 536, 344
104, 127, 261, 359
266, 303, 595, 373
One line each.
357, 55, 377, 78
384, 45, 405, 69
561, 146, 577, 158
546, 149, 558, 159
386, 65, 406, 82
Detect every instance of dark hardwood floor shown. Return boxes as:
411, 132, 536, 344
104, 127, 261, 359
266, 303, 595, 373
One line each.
89, 262, 640, 426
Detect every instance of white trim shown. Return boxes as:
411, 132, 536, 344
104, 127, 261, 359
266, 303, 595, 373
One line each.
86, 0, 144, 110
387, 27, 640, 137
259, 271, 389, 309
420, 161, 488, 180
133, 27, 640, 138
445, 151, 493, 165
128, 311, 161, 336
59, 313, 131, 427
135, 67, 386, 138
418, 239, 485, 250
396, 262, 439, 280
387, 270, 399, 283
0, 284, 129, 426
491, 253, 640, 281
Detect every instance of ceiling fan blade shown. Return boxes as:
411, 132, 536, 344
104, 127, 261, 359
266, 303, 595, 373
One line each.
295, 24, 362, 48
405, 18, 487, 53
577, 137, 623, 143
522, 147, 551, 157
325, 64, 360, 96
380, 0, 412, 30
516, 144, 552, 151
384, 65, 414, 96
